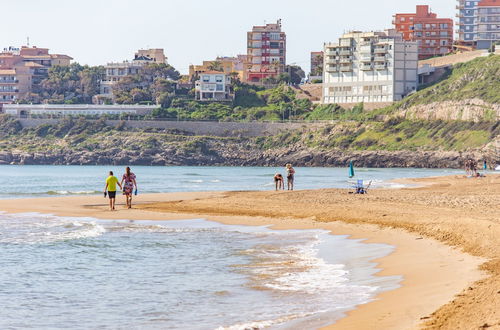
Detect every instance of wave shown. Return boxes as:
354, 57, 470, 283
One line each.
0, 213, 106, 244
8, 190, 100, 196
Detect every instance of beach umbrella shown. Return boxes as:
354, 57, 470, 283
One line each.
349, 161, 355, 178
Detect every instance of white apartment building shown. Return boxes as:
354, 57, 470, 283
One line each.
322, 30, 418, 104
195, 71, 233, 101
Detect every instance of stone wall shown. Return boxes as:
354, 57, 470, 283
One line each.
17, 118, 327, 137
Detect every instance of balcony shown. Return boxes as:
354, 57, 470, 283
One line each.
326, 57, 337, 65
360, 64, 373, 71
374, 47, 388, 54
375, 64, 387, 70
360, 56, 372, 62
340, 65, 352, 72
339, 57, 353, 64
374, 55, 386, 62
326, 65, 339, 72
339, 50, 352, 56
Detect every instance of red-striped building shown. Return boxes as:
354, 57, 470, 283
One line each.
393, 5, 453, 60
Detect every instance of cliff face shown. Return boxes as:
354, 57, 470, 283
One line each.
400, 99, 500, 122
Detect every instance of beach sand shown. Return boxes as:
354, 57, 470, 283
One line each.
0, 174, 498, 329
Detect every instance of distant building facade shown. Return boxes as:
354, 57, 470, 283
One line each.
0, 46, 72, 103
195, 71, 233, 101
246, 20, 286, 83
394, 5, 453, 59
1, 104, 157, 117
134, 48, 167, 64
310, 51, 324, 81
98, 48, 167, 101
188, 55, 247, 83
476, 0, 500, 49
322, 30, 418, 104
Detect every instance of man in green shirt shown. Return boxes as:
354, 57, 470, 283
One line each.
104, 171, 122, 211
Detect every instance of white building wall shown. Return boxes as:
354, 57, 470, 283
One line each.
322, 31, 417, 104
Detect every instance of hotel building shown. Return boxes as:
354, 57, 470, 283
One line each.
0, 46, 72, 103
394, 5, 453, 59
322, 30, 418, 104
246, 20, 286, 83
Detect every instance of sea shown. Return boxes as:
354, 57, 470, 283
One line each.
0, 166, 464, 329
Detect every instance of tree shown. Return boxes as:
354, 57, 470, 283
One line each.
285, 65, 306, 85
207, 61, 223, 72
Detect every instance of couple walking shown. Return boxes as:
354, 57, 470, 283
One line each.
274, 164, 295, 191
104, 167, 138, 210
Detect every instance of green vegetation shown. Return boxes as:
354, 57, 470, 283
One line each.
397, 55, 500, 108
258, 119, 499, 152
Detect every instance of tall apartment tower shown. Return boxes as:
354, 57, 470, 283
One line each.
322, 30, 418, 104
246, 19, 286, 83
394, 5, 453, 59
476, 0, 500, 49
456, 0, 481, 46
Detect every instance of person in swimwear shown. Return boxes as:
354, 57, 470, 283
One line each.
273, 173, 284, 191
285, 164, 295, 191
120, 166, 137, 209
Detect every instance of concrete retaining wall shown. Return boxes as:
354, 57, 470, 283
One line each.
17, 119, 327, 137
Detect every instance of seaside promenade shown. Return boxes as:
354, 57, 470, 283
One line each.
0, 174, 498, 329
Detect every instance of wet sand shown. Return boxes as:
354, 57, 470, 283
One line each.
0, 174, 498, 329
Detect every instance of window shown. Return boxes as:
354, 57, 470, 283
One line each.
400, 17, 406, 22
216, 84, 223, 91
215, 75, 223, 83
202, 76, 210, 82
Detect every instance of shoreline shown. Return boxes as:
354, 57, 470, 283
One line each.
0, 174, 498, 329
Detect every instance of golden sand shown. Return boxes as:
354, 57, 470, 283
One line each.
0, 174, 498, 329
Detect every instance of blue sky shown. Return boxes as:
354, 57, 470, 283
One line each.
2, 0, 455, 73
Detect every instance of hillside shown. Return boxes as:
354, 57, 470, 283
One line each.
391, 54, 500, 122
0, 115, 498, 168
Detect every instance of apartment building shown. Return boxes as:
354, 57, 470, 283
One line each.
194, 71, 233, 101
322, 30, 418, 104
394, 5, 453, 59
476, 0, 500, 49
246, 20, 286, 83
134, 48, 167, 64
456, 0, 482, 45
0, 46, 72, 103
188, 55, 247, 82
98, 49, 167, 100
310, 51, 324, 81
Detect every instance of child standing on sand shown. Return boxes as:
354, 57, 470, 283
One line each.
104, 171, 122, 211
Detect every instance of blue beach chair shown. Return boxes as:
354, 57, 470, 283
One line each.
353, 179, 372, 194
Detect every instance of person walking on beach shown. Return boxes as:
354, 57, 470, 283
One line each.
274, 173, 284, 191
104, 171, 122, 211
120, 167, 137, 209
285, 164, 295, 191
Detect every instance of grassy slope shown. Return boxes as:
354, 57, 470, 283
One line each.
396, 54, 500, 108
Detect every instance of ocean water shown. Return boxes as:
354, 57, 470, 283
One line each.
0, 213, 400, 329
0, 165, 459, 328
0, 165, 464, 199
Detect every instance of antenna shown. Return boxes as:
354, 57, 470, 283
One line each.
27, 37, 30, 47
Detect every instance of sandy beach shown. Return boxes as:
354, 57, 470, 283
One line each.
0, 174, 498, 329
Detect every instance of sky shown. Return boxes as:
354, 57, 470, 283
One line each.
2, 0, 455, 74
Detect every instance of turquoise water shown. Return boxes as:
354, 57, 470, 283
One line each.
0, 165, 464, 199
0, 166, 461, 328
